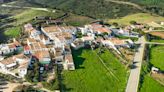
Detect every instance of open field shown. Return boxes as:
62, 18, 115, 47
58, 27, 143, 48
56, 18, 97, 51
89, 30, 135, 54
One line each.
108, 13, 164, 25
63, 14, 94, 26
150, 46, 164, 70
12, 9, 64, 26
149, 32, 164, 39
140, 74, 164, 92
62, 48, 128, 92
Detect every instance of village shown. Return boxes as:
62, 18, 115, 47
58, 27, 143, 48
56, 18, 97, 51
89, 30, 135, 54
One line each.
0, 17, 164, 91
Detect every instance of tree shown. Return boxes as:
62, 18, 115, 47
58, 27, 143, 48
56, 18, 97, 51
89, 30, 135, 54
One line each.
76, 31, 82, 38
130, 21, 137, 25
112, 22, 118, 27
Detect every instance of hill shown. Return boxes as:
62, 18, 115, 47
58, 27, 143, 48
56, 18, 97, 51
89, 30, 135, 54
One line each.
26, 0, 141, 19
26, 0, 164, 19
118, 0, 164, 16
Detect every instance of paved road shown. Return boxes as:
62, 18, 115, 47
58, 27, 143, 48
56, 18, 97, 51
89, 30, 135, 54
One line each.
126, 36, 146, 92
135, 42, 164, 45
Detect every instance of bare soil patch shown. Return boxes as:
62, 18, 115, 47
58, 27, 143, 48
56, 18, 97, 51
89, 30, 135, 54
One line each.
151, 73, 164, 86
149, 32, 164, 39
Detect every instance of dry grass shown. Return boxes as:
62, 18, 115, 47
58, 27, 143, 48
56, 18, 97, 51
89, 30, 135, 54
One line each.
119, 48, 134, 61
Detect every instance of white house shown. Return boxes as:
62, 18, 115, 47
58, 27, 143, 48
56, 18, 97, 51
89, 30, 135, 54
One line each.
14, 54, 29, 64
0, 57, 17, 70
39, 34, 51, 45
81, 36, 95, 42
18, 61, 29, 77
62, 32, 74, 44
71, 39, 85, 50
63, 54, 75, 70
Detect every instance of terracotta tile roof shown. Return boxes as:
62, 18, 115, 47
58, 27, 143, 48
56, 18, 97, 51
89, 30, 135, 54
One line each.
29, 42, 47, 51
43, 26, 60, 33
39, 34, 49, 40
90, 23, 103, 29
108, 38, 125, 45
56, 36, 65, 42
62, 32, 72, 39
34, 51, 50, 61
55, 48, 63, 57
7, 44, 16, 49
27, 38, 36, 43
14, 54, 29, 60
94, 27, 111, 33
82, 36, 94, 41
0, 57, 16, 65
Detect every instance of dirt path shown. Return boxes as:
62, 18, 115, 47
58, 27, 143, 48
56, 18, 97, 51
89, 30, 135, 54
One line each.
105, 0, 148, 12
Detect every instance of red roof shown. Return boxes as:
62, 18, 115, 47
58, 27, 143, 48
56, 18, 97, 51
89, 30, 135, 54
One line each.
24, 45, 30, 51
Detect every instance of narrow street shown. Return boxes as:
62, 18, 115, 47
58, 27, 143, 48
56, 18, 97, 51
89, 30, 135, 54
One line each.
126, 36, 146, 92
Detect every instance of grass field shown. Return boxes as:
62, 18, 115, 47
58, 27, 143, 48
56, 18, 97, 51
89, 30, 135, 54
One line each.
150, 46, 164, 70
62, 48, 128, 92
151, 40, 164, 43
13, 9, 64, 25
140, 74, 164, 92
108, 13, 164, 25
4, 26, 21, 38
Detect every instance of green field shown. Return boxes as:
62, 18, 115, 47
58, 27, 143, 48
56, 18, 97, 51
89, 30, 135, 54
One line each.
4, 26, 21, 38
108, 13, 164, 25
12, 9, 64, 25
140, 74, 164, 92
62, 48, 128, 92
151, 40, 164, 43
150, 45, 164, 70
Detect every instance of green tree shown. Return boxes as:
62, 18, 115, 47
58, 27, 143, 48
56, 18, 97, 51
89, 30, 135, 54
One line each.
76, 31, 83, 38
130, 21, 137, 25
112, 22, 119, 27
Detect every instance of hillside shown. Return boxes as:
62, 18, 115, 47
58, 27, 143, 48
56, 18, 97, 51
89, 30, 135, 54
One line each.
120, 0, 164, 16
26, 0, 164, 19
26, 0, 141, 19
